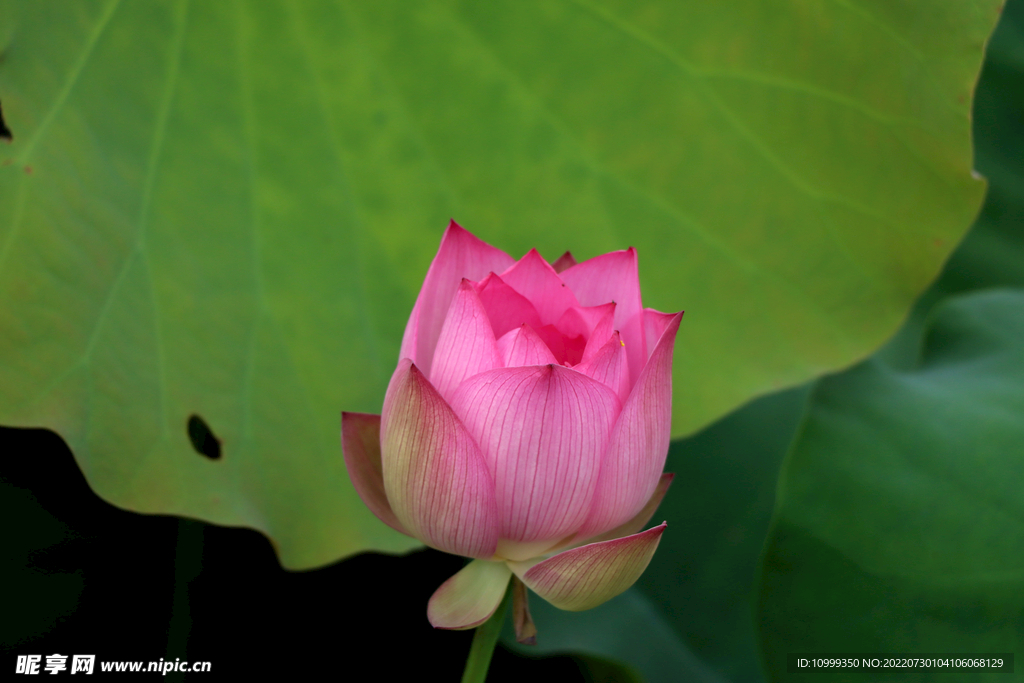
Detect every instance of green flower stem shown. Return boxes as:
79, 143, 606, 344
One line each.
460, 579, 513, 683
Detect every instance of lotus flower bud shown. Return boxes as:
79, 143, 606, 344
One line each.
342, 221, 681, 630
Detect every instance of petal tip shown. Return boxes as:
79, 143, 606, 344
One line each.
516, 523, 667, 612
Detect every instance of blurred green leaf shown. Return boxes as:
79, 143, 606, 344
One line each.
504, 588, 727, 683
0, 1, 1000, 566
571, 653, 645, 683
757, 290, 1024, 681
637, 386, 810, 682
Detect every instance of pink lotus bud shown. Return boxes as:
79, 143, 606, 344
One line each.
342, 221, 682, 630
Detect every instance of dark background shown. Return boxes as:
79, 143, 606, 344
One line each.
2, 424, 601, 680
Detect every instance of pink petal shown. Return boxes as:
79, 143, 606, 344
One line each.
381, 360, 500, 558
643, 308, 682, 360
581, 304, 617, 363
560, 249, 646, 388
427, 559, 512, 630
533, 324, 585, 367
575, 313, 682, 541
341, 412, 411, 536
580, 473, 673, 545
475, 272, 544, 338
562, 335, 587, 367
555, 306, 590, 342
499, 249, 580, 326
497, 324, 559, 367
449, 365, 621, 551
400, 221, 514, 376
573, 331, 629, 403
508, 523, 667, 611
576, 302, 618, 338
551, 251, 578, 274
554, 305, 615, 368
429, 280, 502, 403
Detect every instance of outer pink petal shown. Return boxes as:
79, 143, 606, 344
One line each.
400, 221, 514, 376
573, 331, 629, 404
551, 251, 578, 273
429, 280, 502, 403
499, 249, 580, 325
643, 307, 681, 361
341, 412, 411, 536
560, 249, 646, 389
450, 365, 620, 548
579, 473, 673, 546
508, 523, 666, 612
497, 324, 559, 367
381, 360, 500, 558
575, 313, 682, 541
475, 272, 544, 338
427, 559, 512, 630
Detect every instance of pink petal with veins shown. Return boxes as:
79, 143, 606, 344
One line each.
574, 331, 629, 403
507, 523, 666, 611
575, 313, 682, 540
380, 360, 499, 558
341, 412, 410, 536
581, 304, 617, 363
578, 473, 673, 546
429, 280, 502, 404
475, 272, 544, 339
400, 221, 513, 376
496, 324, 559, 367
560, 249, 646, 387
643, 307, 682, 361
499, 249, 580, 326
450, 365, 620, 551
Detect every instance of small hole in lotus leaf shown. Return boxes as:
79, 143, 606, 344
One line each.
187, 414, 221, 460
0, 101, 11, 142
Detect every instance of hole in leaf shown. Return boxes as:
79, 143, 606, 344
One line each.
187, 414, 221, 460
0, 99, 11, 142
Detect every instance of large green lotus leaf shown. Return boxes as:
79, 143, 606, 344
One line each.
942, 0, 1024, 296
756, 290, 1024, 681
878, 0, 1024, 369
0, 1, 1001, 567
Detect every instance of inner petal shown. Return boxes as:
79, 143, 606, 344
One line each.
535, 325, 586, 366
499, 250, 580, 325
497, 324, 559, 367
475, 272, 543, 339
